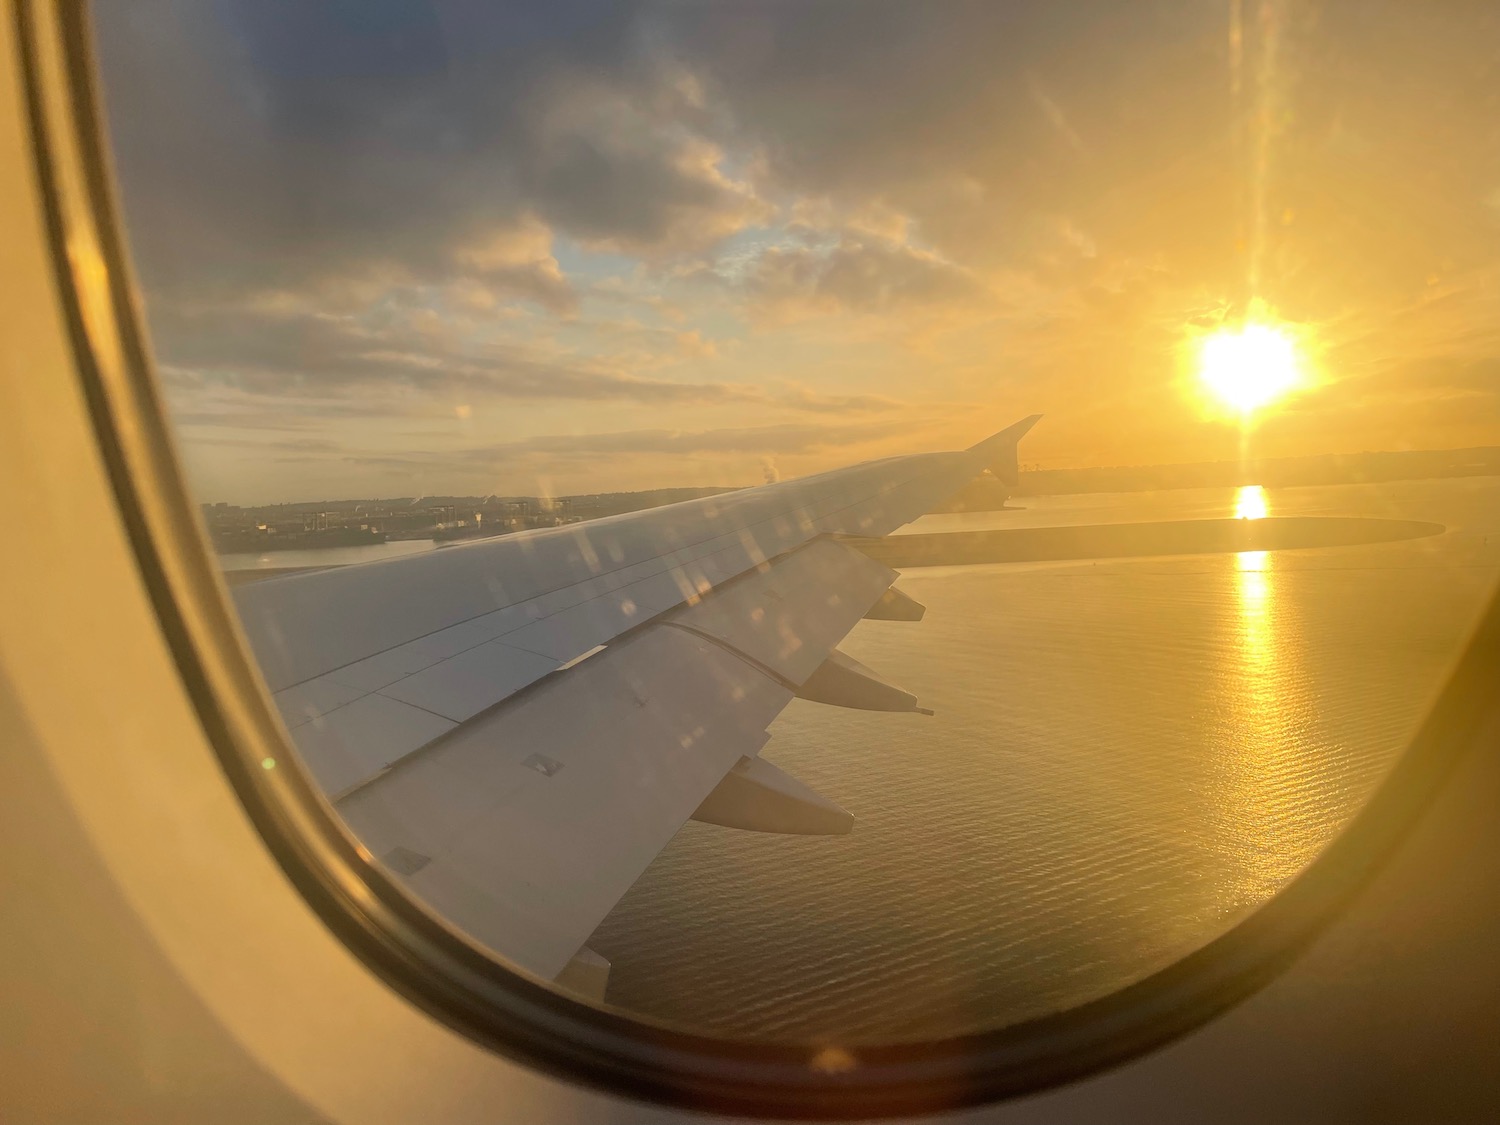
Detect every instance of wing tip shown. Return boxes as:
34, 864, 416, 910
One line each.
967, 414, 1042, 485
970, 413, 1043, 452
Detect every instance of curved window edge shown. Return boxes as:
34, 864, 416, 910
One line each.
15, 1, 1500, 1118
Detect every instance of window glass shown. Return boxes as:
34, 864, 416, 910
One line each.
94, 1, 1500, 1044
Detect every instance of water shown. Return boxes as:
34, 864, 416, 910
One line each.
591, 478, 1500, 1044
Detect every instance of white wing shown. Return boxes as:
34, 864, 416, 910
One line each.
233, 416, 1040, 983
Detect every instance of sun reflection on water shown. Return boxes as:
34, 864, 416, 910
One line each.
1220, 482, 1311, 904
1234, 484, 1268, 521
1236, 485, 1269, 574
1234, 485, 1273, 707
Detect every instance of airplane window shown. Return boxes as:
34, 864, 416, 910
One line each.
68, 0, 1500, 1110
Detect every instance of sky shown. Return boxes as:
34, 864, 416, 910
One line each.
94, 1, 1500, 504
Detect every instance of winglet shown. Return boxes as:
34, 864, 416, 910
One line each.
967, 414, 1043, 485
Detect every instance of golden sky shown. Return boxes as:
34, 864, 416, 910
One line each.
96, 1, 1500, 503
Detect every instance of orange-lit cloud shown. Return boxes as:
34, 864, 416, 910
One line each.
95, 1, 1500, 502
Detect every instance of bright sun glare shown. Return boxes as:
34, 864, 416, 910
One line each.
1198, 323, 1303, 416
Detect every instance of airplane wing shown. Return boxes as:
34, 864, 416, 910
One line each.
232, 415, 1041, 986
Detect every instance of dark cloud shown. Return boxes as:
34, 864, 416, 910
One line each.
344, 418, 916, 471
98, 1, 1500, 313
94, 1, 1500, 499
662, 1, 1500, 315
747, 235, 989, 320
475, 419, 910, 458
770, 385, 907, 414
153, 297, 906, 419
151, 298, 749, 403
202, 435, 346, 455
169, 402, 404, 430
95, 0, 764, 302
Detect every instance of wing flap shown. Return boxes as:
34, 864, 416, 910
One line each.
289, 693, 457, 796
691, 755, 855, 836
375, 640, 560, 723
666, 537, 896, 685
335, 624, 792, 979
328, 534, 901, 977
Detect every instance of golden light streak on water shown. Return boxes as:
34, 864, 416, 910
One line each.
1224, 477, 1312, 905
598, 482, 1500, 1043
1235, 484, 1268, 521
1237, 485, 1269, 572
1232, 484, 1273, 727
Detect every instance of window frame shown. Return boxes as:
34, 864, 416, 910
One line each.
16, 0, 1500, 1117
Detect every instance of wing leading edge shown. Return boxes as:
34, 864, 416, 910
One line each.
232, 417, 1040, 985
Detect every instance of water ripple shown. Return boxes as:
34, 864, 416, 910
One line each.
593, 480, 1500, 1043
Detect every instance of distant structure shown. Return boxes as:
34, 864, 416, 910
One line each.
202, 487, 742, 554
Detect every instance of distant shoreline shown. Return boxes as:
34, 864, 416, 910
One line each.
222, 514, 1448, 586
848, 515, 1444, 569
936, 447, 1500, 513
1010, 446, 1500, 499
203, 446, 1500, 515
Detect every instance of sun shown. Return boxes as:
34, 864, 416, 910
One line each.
1198, 322, 1303, 416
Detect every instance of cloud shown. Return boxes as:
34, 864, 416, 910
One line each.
746, 234, 990, 323
200, 435, 347, 455
95, 2, 772, 306
1354, 355, 1500, 398
449, 215, 577, 315
345, 418, 917, 471
152, 298, 739, 404
770, 384, 907, 414
153, 296, 907, 422
522, 88, 771, 256
100, 2, 1500, 324
94, 1, 1500, 500
1326, 356, 1500, 432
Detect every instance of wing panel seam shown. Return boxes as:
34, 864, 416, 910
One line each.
268, 455, 962, 692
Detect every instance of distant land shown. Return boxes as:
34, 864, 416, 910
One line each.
940, 444, 1500, 513
203, 446, 1500, 552
201, 486, 739, 553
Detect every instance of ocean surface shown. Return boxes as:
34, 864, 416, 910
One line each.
581, 478, 1500, 1044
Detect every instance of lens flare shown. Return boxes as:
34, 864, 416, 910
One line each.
1199, 323, 1302, 416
